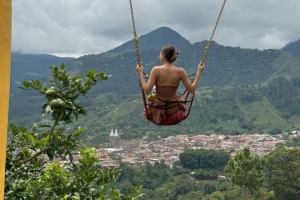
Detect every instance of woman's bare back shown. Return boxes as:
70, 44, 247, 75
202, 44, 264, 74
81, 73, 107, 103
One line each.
155, 65, 181, 86
136, 45, 204, 94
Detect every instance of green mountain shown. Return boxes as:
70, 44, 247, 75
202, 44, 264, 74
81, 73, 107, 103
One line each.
282, 38, 300, 60
11, 27, 300, 96
10, 52, 74, 95
67, 38, 300, 96
8, 27, 300, 146
107, 27, 191, 53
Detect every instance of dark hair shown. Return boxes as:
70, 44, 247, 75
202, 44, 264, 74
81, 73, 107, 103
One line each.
161, 45, 180, 63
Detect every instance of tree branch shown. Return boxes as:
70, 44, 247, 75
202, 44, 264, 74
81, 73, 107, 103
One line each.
20, 151, 42, 164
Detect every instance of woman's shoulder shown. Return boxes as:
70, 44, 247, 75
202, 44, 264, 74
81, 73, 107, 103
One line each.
151, 66, 161, 73
176, 67, 186, 73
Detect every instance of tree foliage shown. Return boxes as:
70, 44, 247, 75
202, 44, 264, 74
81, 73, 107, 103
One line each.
264, 146, 300, 200
5, 64, 143, 199
9, 75, 300, 144
179, 149, 230, 170
264, 76, 300, 117
224, 147, 264, 198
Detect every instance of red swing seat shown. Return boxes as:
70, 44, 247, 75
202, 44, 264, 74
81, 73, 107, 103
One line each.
144, 108, 187, 126
141, 88, 194, 126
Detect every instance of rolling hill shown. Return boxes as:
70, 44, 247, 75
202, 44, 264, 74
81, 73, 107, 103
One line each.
282, 38, 300, 60
66, 27, 300, 96
10, 52, 74, 95
8, 26, 300, 146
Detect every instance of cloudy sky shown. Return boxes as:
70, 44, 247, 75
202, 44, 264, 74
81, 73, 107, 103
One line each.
12, 0, 300, 57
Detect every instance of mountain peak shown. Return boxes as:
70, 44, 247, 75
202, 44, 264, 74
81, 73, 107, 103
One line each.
107, 26, 191, 53
282, 38, 300, 60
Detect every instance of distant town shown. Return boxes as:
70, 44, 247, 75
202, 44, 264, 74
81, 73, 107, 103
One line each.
55, 129, 300, 168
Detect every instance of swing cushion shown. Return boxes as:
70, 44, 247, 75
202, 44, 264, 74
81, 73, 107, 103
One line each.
144, 108, 187, 126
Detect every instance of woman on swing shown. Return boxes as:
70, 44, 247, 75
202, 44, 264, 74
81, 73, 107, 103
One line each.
136, 45, 205, 125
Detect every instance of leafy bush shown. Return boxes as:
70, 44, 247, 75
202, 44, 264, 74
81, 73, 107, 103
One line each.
5, 64, 143, 199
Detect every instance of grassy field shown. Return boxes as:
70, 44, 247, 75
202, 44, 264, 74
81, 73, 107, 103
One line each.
238, 96, 291, 132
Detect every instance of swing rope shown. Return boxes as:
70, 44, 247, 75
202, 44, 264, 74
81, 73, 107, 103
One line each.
129, 0, 140, 65
201, 0, 227, 64
129, 0, 147, 77
129, 0, 227, 78
181, 0, 227, 97
129, 0, 227, 124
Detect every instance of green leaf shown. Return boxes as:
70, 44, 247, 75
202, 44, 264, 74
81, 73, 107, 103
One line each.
19, 81, 30, 89
53, 65, 58, 72
73, 112, 78, 121
27, 134, 36, 145
86, 69, 96, 80
79, 108, 87, 116
73, 192, 80, 200
60, 63, 65, 70
46, 149, 55, 161
5, 64, 134, 199
37, 135, 50, 149
96, 176, 105, 185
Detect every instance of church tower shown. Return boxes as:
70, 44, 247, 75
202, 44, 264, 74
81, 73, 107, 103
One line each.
109, 129, 119, 147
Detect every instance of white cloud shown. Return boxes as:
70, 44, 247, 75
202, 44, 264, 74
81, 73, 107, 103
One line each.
12, 0, 300, 57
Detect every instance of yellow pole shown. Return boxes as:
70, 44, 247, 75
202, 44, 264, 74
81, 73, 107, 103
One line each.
0, 0, 12, 198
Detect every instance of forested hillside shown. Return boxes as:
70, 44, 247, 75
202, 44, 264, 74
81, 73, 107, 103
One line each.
66, 43, 292, 96
10, 52, 74, 94
6, 25, 300, 200
10, 27, 300, 96
282, 38, 300, 60
66, 27, 300, 96
9, 76, 300, 146
8, 26, 300, 145
7, 63, 300, 200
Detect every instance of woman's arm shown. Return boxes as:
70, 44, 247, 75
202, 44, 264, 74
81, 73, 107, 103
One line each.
180, 62, 205, 93
136, 64, 157, 94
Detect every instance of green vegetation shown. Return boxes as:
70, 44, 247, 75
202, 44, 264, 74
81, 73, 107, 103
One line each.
11, 52, 74, 95
7, 27, 300, 200
225, 147, 265, 199
264, 146, 300, 200
11, 28, 300, 98
113, 146, 300, 200
179, 149, 230, 170
5, 64, 143, 199
9, 28, 300, 146
285, 137, 300, 147
282, 38, 300, 60
9, 76, 300, 146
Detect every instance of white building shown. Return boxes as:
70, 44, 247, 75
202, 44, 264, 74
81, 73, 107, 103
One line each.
109, 129, 119, 146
